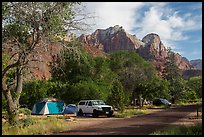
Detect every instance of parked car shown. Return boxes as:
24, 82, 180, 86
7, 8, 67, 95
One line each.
62, 104, 78, 115
153, 98, 171, 107
77, 100, 114, 117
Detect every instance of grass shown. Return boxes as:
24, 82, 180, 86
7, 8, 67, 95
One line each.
2, 116, 77, 135
144, 104, 170, 109
176, 99, 202, 106
114, 108, 151, 118
114, 104, 171, 118
151, 122, 202, 135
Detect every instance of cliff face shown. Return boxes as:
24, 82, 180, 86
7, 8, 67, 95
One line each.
3, 41, 63, 81
4, 25, 200, 80
190, 59, 202, 70
80, 25, 145, 52
80, 25, 192, 74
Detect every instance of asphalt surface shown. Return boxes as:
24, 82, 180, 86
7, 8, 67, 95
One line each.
54, 104, 202, 135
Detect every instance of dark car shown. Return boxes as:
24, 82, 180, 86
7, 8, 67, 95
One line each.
153, 98, 171, 107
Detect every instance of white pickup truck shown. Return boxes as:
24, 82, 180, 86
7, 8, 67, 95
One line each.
77, 100, 114, 117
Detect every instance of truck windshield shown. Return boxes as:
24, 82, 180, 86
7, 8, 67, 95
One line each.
92, 100, 105, 105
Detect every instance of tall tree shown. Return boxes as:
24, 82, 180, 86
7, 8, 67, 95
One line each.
162, 48, 184, 104
2, 2, 88, 124
109, 51, 157, 107
186, 76, 202, 98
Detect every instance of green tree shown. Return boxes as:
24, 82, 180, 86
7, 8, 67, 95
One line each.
20, 80, 58, 109
162, 48, 184, 104
109, 51, 157, 107
107, 80, 126, 112
50, 46, 96, 83
50, 51, 118, 104
2, 2, 87, 124
143, 76, 170, 102
180, 87, 198, 103
186, 76, 202, 98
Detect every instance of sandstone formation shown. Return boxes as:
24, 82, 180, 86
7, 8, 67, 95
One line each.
3, 25, 201, 80
190, 59, 202, 70
80, 25, 193, 76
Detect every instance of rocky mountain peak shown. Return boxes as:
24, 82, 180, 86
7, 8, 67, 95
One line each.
142, 33, 166, 53
105, 25, 124, 35
190, 59, 202, 70
80, 26, 192, 73
142, 33, 160, 44
93, 25, 125, 41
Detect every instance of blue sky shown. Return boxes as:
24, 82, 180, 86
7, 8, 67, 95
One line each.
80, 2, 202, 61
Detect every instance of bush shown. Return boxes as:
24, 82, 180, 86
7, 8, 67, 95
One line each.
16, 117, 36, 128
19, 108, 32, 115
107, 80, 126, 112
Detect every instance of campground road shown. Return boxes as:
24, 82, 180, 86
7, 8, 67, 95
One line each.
54, 104, 202, 135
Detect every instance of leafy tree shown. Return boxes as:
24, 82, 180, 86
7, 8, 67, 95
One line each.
142, 76, 170, 102
109, 51, 157, 107
107, 80, 126, 112
2, 2, 88, 124
162, 48, 184, 104
50, 45, 96, 83
20, 80, 58, 109
186, 76, 202, 98
180, 87, 198, 103
50, 43, 123, 106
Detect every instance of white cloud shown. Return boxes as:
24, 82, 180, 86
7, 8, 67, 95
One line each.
81, 2, 201, 54
83, 2, 145, 34
134, 3, 201, 49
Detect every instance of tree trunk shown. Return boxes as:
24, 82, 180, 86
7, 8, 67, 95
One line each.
2, 78, 19, 125
131, 91, 136, 106
4, 90, 19, 125
139, 94, 142, 109
2, 68, 23, 125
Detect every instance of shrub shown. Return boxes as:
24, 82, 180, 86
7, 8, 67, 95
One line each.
16, 118, 36, 128
19, 108, 32, 115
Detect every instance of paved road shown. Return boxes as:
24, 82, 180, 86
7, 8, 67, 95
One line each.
55, 104, 202, 135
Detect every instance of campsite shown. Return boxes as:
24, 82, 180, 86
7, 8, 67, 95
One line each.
2, 2, 202, 135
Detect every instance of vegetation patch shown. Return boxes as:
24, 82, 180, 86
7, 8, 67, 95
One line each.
151, 122, 202, 135
114, 108, 151, 118
2, 116, 75, 135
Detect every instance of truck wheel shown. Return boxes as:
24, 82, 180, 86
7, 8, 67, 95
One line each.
92, 110, 98, 118
78, 109, 83, 116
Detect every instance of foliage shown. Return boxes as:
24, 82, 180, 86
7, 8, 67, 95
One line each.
186, 76, 202, 98
152, 123, 202, 135
114, 108, 150, 118
2, 117, 72, 135
2, 93, 8, 111
50, 45, 95, 83
2, 2, 84, 125
179, 87, 198, 103
106, 80, 127, 112
162, 49, 185, 104
109, 50, 158, 106
20, 80, 58, 109
18, 108, 32, 115
16, 117, 36, 128
142, 76, 170, 101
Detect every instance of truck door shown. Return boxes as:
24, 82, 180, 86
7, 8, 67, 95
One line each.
86, 101, 94, 114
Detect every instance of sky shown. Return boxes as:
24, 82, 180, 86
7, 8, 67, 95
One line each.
78, 2, 202, 61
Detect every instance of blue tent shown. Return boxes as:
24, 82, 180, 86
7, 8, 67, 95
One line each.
62, 104, 78, 114
31, 98, 65, 115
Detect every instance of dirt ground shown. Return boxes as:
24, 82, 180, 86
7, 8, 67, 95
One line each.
53, 104, 202, 135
